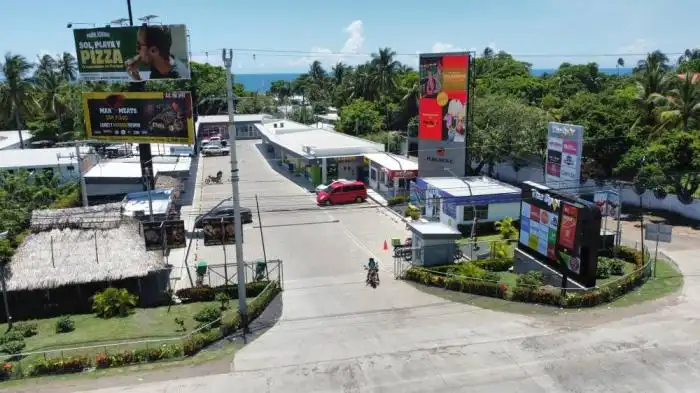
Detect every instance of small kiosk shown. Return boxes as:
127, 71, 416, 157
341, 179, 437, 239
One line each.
406, 221, 462, 266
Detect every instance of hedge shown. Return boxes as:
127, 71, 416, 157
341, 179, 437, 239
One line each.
404, 246, 652, 309
175, 281, 270, 303
5, 281, 282, 380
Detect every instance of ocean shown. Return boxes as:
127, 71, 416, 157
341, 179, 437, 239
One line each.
235, 68, 634, 92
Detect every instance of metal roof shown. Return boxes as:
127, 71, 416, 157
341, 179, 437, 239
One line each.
0, 130, 33, 150
196, 114, 273, 125
364, 153, 418, 172
0, 147, 92, 169
421, 176, 521, 197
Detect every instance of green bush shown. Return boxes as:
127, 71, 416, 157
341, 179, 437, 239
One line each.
176, 282, 272, 304
2, 339, 26, 355
512, 286, 561, 306
450, 263, 486, 279
13, 321, 38, 338
55, 316, 75, 333
29, 356, 90, 376
0, 330, 24, 345
92, 287, 138, 318
387, 196, 408, 206
482, 271, 501, 282
215, 292, 230, 310
600, 245, 643, 268
516, 271, 543, 288
193, 306, 222, 329
597, 258, 611, 279
609, 258, 625, 275
471, 258, 513, 272
182, 331, 220, 356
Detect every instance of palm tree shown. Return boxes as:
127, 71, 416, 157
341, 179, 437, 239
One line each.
331, 62, 347, 87
649, 72, 700, 131
34, 54, 56, 80
0, 53, 36, 149
370, 47, 400, 97
635, 50, 670, 73
57, 52, 78, 81
616, 57, 625, 76
482, 47, 494, 59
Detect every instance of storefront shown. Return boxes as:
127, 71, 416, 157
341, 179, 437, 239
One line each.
364, 153, 419, 198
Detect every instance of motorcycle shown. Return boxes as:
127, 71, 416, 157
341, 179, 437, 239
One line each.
364, 265, 380, 288
205, 173, 223, 184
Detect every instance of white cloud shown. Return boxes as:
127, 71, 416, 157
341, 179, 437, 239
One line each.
288, 20, 366, 67
618, 38, 654, 55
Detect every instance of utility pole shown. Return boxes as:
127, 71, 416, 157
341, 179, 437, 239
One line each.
223, 49, 249, 332
75, 145, 89, 207
125, 0, 155, 192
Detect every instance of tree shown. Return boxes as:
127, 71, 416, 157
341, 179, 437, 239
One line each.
0, 53, 36, 148
649, 72, 700, 131
337, 99, 384, 135
616, 57, 625, 76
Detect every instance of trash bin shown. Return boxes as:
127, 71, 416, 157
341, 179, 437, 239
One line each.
391, 237, 402, 247
196, 260, 208, 277
255, 259, 267, 281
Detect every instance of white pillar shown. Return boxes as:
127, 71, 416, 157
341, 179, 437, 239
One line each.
321, 157, 328, 184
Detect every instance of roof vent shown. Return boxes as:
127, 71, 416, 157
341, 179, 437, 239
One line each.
279, 122, 284, 128
273, 123, 278, 128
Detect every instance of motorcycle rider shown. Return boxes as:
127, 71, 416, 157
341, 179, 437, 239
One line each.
366, 257, 379, 284
216, 170, 223, 180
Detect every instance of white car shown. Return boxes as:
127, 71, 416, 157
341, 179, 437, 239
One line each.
201, 145, 229, 156
315, 179, 350, 193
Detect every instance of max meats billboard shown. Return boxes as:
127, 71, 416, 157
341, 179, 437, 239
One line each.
417, 52, 470, 177
83, 91, 195, 144
73, 24, 191, 82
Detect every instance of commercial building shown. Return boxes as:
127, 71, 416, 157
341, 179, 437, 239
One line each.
0, 130, 33, 150
410, 176, 522, 231
196, 114, 273, 142
364, 153, 418, 198
0, 146, 96, 184
256, 120, 385, 186
84, 156, 192, 204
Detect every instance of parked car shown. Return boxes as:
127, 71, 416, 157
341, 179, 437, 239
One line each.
315, 179, 350, 194
317, 181, 367, 205
201, 145, 229, 156
194, 206, 253, 229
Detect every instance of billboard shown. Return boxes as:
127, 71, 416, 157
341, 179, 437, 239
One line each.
83, 91, 195, 144
517, 186, 601, 287
545, 122, 584, 190
418, 53, 469, 142
418, 139, 467, 178
142, 220, 186, 251
73, 25, 190, 82
593, 191, 620, 217
202, 217, 241, 246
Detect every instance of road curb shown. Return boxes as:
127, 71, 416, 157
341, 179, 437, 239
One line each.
366, 194, 408, 225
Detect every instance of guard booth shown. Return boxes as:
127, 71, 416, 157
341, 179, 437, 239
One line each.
406, 222, 462, 266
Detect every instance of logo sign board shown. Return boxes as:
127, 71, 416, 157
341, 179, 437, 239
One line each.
83, 91, 195, 144
417, 139, 466, 177
142, 220, 186, 251
593, 191, 621, 217
202, 216, 242, 246
545, 122, 584, 190
73, 25, 191, 82
645, 223, 672, 243
418, 52, 470, 142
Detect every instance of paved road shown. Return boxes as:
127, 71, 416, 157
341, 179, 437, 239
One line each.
64, 140, 700, 392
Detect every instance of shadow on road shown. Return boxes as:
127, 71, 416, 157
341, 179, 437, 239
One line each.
254, 143, 316, 192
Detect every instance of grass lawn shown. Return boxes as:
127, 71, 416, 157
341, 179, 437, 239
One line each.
608, 258, 683, 308
0, 299, 251, 357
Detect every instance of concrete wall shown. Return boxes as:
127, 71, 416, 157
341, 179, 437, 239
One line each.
485, 161, 700, 221
440, 202, 521, 230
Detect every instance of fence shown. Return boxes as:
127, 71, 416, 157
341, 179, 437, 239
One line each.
180, 259, 283, 289
2, 279, 282, 380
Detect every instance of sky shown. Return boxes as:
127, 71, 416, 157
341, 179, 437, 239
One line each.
1, 0, 698, 74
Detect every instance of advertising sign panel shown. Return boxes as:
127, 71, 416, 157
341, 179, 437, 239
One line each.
545, 122, 584, 190
73, 25, 190, 82
417, 139, 466, 177
83, 91, 195, 144
593, 191, 621, 217
142, 220, 186, 251
517, 186, 601, 287
418, 53, 469, 142
202, 217, 241, 246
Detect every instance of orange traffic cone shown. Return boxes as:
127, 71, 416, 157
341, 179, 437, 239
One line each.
383, 240, 388, 251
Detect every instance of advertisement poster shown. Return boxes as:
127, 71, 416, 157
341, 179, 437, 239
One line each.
202, 217, 241, 246
418, 53, 469, 142
558, 203, 579, 250
142, 220, 186, 251
545, 122, 584, 190
73, 25, 190, 82
83, 91, 195, 144
594, 191, 621, 217
417, 139, 467, 177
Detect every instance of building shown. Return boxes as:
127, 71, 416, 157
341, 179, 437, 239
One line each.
0, 130, 33, 150
256, 119, 385, 186
84, 157, 191, 203
364, 153, 418, 198
3, 204, 168, 320
196, 114, 273, 142
121, 188, 178, 221
315, 111, 339, 130
0, 146, 96, 184
410, 176, 522, 232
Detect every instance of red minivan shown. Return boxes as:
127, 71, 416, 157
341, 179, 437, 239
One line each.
317, 181, 367, 205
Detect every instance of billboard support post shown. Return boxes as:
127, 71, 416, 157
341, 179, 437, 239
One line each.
223, 49, 249, 333
75, 145, 89, 207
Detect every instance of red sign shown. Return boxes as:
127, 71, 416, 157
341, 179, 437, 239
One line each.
418, 53, 469, 142
563, 140, 578, 154
389, 170, 418, 179
558, 203, 579, 249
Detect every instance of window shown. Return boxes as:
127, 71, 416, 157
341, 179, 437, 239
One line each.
379, 170, 386, 184
66, 165, 75, 172
463, 205, 489, 221
370, 168, 377, 181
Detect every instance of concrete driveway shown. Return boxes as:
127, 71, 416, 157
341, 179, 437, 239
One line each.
65, 140, 700, 392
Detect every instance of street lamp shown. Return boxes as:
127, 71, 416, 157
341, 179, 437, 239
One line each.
110, 18, 129, 27
444, 168, 478, 249
66, 22, 96, 28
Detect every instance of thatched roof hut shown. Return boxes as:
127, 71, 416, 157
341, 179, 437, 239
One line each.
6, 203, 166, 292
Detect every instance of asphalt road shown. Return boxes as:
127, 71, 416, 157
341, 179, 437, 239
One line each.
65, 140, 700, 392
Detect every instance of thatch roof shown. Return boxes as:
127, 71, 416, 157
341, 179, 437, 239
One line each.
7, 205, 166, 292
31, 203, 123, 232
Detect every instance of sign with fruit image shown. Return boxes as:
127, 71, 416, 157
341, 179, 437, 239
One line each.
558, 203, 579, 249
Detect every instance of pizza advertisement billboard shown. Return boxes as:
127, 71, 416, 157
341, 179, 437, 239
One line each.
418, 53, 470, 142
517, 187, 601, 287
83, 91, 195, 144
545, 122, 584, 190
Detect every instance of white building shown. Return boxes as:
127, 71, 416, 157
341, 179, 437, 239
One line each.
256, 119, 385, 186
411, 176, 522, 231
364, 153, 419, 198
0, 130, 33, 150
0, 146, 96, 184
196, 114, 273, 142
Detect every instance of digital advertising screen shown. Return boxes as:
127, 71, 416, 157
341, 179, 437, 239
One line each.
517, 187, 601, 287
